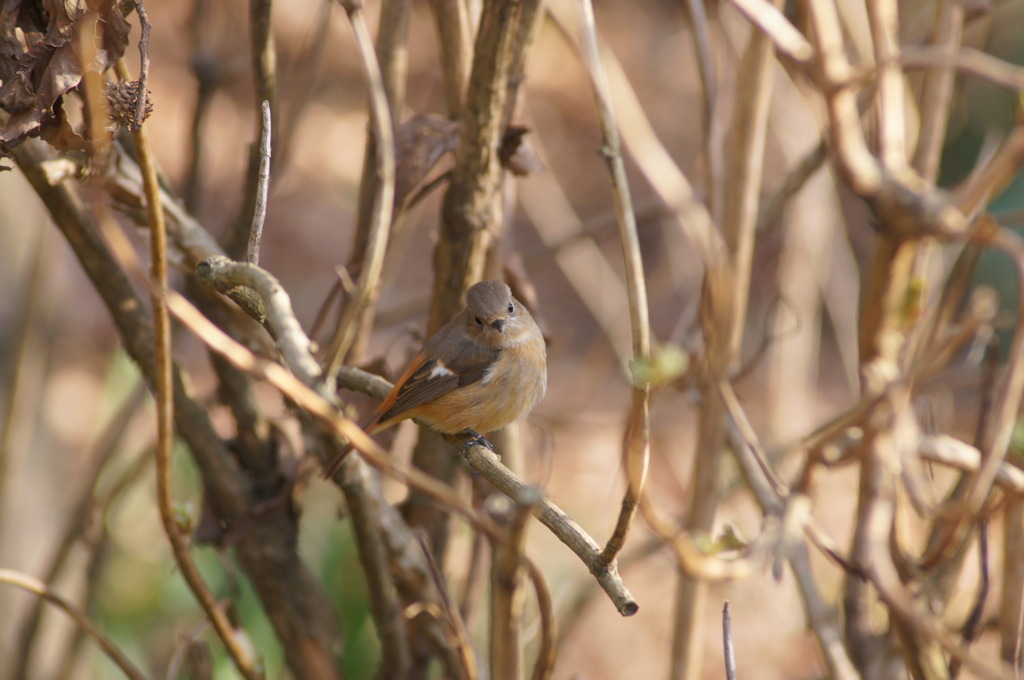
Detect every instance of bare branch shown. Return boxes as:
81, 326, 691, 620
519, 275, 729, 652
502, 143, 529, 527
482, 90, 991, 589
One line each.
246, 100, 272, 265
116, 57, 265, 680
491, 487, 541, 680
573, 0, 651, 568
0, 570, 148, 680
130, 1, 152, 132
323, 0, 397, 375
723, 602, 737, 680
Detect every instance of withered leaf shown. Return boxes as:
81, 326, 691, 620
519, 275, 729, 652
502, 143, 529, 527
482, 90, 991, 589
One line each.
0, 0, 130, 146
394, 113, 460, 208
499, 124, 544, 177
39, 99, 87, 150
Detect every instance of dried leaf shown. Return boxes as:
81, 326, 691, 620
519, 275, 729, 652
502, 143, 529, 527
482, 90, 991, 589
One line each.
0, 0, 130, 145
394, 113, 460, 207
39, 99, 87, 150
499, 124, 544, 177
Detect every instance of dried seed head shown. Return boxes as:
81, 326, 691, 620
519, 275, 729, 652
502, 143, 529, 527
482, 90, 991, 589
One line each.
106, 80, 153, 129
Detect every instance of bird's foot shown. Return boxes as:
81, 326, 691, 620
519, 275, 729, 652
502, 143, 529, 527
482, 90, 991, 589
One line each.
461, 429, 494, 457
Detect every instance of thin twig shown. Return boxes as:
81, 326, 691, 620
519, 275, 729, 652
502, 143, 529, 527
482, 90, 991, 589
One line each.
344, 0, 411, 361
0, 228, 47, 523
919, 435, 1024, 495
246, 100, 271, 265
116, 59, 263, 680
911, 1, 965, 181
418, 535, 479, 680
669, 0, 783, 672
866, 0, 907, 168
720, 381, 861, 680
12, 383, 147, 680
545, 5, 726, 267
727, 0, 814, 65
684, 0, 723, 224
723, 601, 737, 680
491, 487, 541, 680
526, 557, 556, 680
856, 47, 1024, 98
323, 0, 397, 376
249, 0, 277, 138
1001, 500, 1024, 670
130, 1, 152, 132
0, 570, 148, 680
573, 0, 651, 568
427, 0, 472, 117
950, 520, 990, 679
804, 0, 882, 194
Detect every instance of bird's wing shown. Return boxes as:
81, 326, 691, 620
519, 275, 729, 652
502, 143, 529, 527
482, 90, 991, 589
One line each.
377, 338, 499, 424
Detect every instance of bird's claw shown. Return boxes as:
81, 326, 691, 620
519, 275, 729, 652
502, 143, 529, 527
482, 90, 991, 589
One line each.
461, 429, 494, 456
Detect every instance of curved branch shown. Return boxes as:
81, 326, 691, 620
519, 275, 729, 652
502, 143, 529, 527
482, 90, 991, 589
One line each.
0, 570, 148, 680
573, 0, 651, 567
324, 0, 397, 374
117, 58, 264, 680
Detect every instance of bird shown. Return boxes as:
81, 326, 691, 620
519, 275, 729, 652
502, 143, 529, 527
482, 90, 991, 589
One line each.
323, 279, 547, 478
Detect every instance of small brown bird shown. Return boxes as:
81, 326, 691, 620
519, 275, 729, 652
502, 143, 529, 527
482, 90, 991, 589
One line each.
324, 279, 547, 477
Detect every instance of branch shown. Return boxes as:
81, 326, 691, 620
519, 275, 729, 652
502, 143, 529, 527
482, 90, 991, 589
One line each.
129, 1, 152, 132
15, 136, 343, 680
573, 0, 651, 567
116, 57, 264, 680
12, 384, 147, 680
196, 256, 321, 384
427, 0, 472, 117
343, 0, 411, 362
195, 256, 416, 677
0, 570, 148, 680
546, 5, 726, 268
323, 0, 397, 374
246, 100, 271, 265
727, 0, 814, 65
491, 487, 540, 680
722, 602, 736, 680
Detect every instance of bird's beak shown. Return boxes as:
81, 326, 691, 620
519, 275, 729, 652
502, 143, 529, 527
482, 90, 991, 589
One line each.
490, 319, 505, 333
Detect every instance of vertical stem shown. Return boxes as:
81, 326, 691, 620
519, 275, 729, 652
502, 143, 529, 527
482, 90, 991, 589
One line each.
1001, 499, 1024, 669
669, 0, 780, 674
428, 0, 473, 117
324, 0, 397, 375
866, 0, 906, 168
246, 100, 272, 265
116, 58, 264, 680
573, 0, 651, 568
406, 0, 530, 564
911, 0, 963, 180
347, 0, 412, 362
490, 490, 538, 680
669, 392, 726, 680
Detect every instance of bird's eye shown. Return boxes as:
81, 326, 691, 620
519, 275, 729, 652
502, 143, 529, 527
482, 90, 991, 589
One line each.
508, 303, 515, 314
474, 316, 483, 326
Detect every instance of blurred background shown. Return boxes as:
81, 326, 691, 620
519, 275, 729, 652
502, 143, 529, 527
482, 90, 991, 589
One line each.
2, 0, 1024, 678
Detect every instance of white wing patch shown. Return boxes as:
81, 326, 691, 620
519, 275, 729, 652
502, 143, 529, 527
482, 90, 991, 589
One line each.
429, 362, 456, 379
